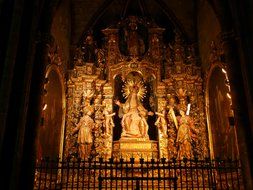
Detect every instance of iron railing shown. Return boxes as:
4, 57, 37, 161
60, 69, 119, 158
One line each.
34, 157, 243, 189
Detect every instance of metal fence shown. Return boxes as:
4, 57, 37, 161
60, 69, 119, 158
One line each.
34, 157, 243, 189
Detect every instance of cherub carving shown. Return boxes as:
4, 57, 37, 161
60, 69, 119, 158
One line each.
103, 105, 115, 136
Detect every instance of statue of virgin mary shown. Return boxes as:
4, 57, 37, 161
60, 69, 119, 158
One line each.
115, 80, 150, 139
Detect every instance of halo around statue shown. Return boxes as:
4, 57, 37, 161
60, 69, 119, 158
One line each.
122, 80, 147, 101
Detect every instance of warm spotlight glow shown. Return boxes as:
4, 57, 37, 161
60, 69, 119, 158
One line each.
186, 103, 191, 115
42, 103, 47, 111
222, 68, 227, 74
43, 89, 48, 95
44, 77, 49, 84
226, 93, 232, 99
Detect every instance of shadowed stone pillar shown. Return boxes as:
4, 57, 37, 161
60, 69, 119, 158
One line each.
19, 1, 61, 189
19, 32, 54, 190
220, 30, 253, 189
209, 1, 253, 188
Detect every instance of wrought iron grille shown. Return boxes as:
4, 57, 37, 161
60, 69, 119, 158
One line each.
34, 157, 243, 189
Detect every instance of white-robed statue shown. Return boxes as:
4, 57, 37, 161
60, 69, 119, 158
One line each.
72, 106, 94, 159
115, 80, 152, 139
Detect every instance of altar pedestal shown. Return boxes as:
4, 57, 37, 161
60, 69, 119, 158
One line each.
112, 138, 159, 160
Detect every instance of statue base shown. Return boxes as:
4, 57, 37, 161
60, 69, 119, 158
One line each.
112, 138, 158, 161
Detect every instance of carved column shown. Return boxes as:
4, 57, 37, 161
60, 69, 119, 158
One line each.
102, 83, 114, 159
156, 82, 168, 158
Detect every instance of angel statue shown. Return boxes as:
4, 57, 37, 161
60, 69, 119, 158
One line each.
115, 79, 152, 139
176, 109, 198, 159
72, 106, 94, 159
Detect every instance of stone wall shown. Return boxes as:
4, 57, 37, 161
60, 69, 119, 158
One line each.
51, 0, 71, 70
197, 0, 221, 72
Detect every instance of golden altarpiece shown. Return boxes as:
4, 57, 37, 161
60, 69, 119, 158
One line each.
64, 16, 209, 161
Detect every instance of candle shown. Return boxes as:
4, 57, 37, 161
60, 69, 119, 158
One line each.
186, 103, 191, 115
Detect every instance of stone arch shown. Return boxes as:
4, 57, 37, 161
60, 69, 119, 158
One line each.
205, 63, 239, 159
36, 65, 66, 160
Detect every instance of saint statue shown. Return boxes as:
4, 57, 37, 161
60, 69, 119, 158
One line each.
123, 16, 145, 56
72, 106, 94, 159
166, 96, 179, 158
82, 33, 96, 63
176, 110, 198, 159
150, 34, 161, 60
155, 106, 168, 137
115, 80, 151, 139
173, 32, 185, 62
74, 47, 84, 66
167, 97, 178, 130
96, 48, 106, 78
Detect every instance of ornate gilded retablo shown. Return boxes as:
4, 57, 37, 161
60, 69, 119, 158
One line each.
64, 16, 209, 161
